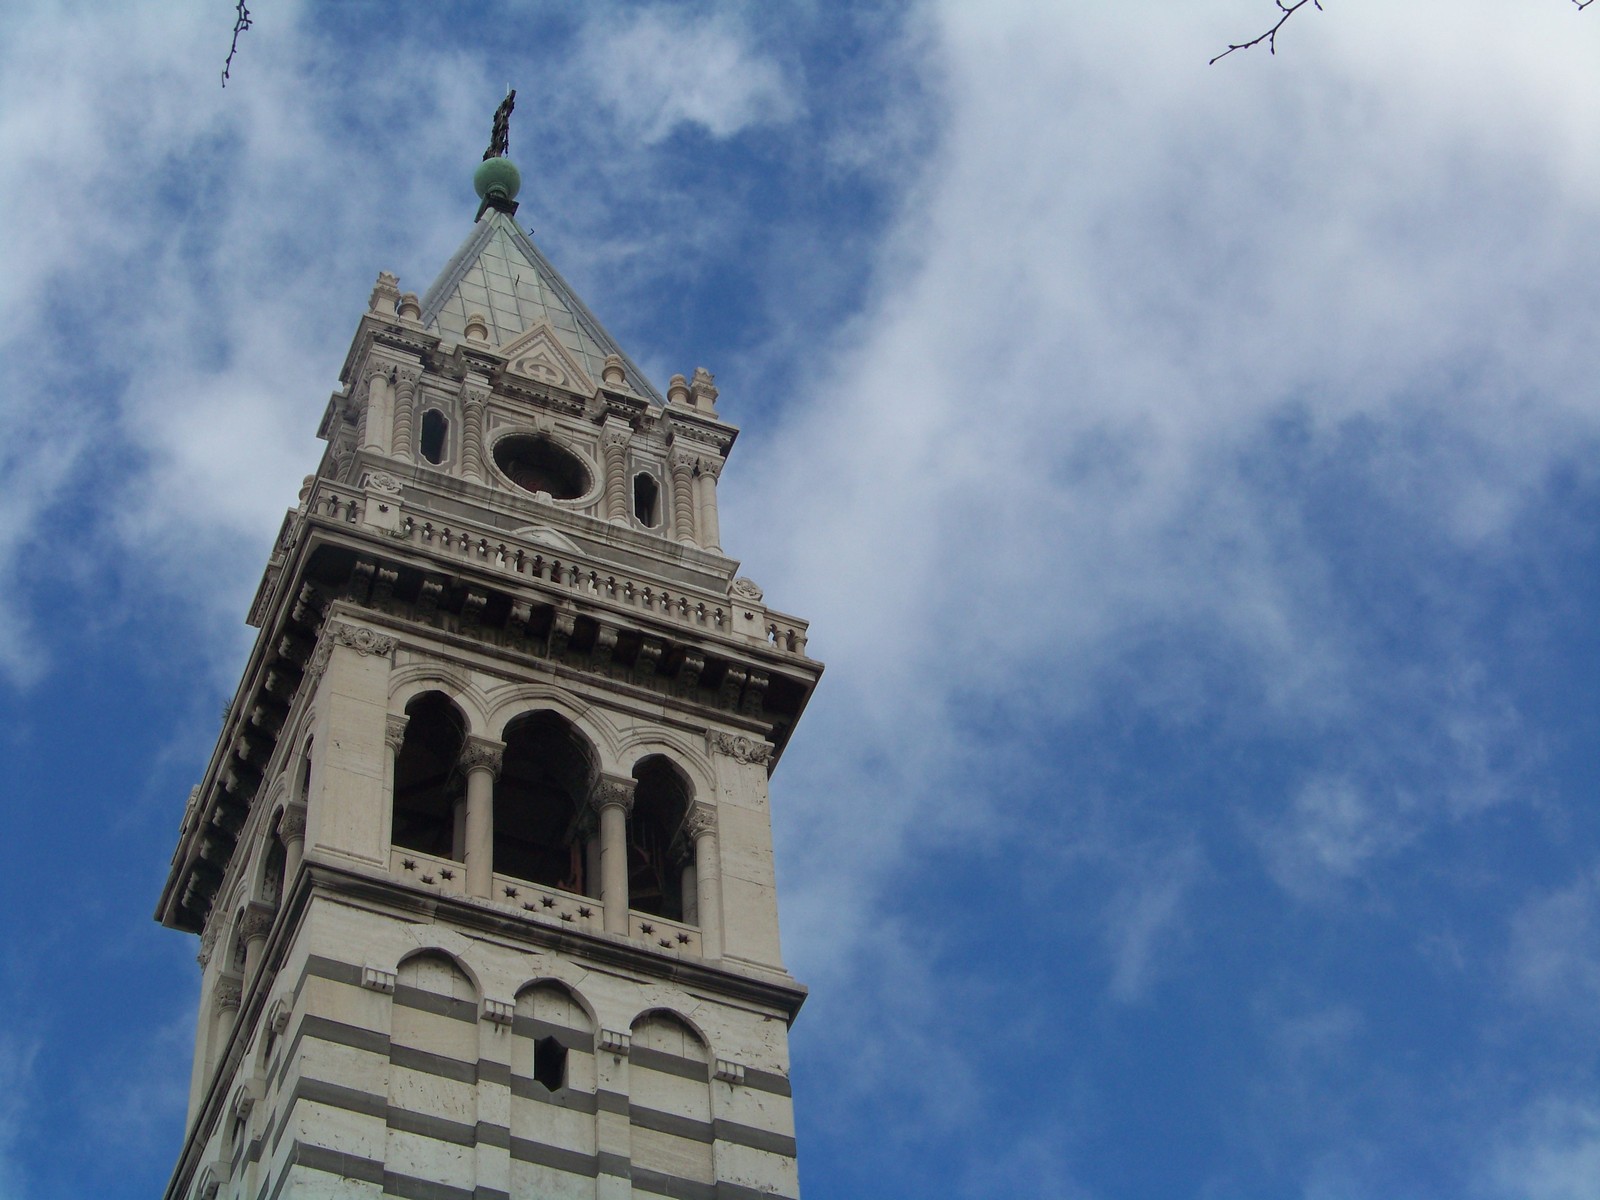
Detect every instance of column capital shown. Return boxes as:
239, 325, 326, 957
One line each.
589, 774, 636, 815
213, 974, 243, 1010
459, 736, 504, 778
384, 713, 410, 753
278, 804, 307, 843
239, 902, 275, 943
683, 802, 717, 841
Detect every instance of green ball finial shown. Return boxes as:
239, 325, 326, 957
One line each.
473, 156, 522, 205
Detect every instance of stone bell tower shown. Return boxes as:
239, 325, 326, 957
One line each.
156, 108, 821, 1200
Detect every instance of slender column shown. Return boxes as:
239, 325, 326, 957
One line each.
669, 448, 697, 545
240, 902, 274, 981
208, 974, 243, 1080
460, 387, 488, 482
383, 714, 408, 855
591, 775, 636, 934
392, 369, 418, 459
602, 425, 631, 523
363, 367, 393, 454
460, 736, 504, 898
678, 840, 699, 926
694, 458, 723, 552
280, 804, 307, 883
686, 804, 722, 958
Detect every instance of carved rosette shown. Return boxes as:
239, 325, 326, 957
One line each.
213, 976, 243, 1010
730, 577, 764, 602
278, 805, 307, 844
589, 774, 637, 816
385, 713, 410, 754
706, 731, 773, 766
459, 736, 505, 778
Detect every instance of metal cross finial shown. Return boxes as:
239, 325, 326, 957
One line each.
483, 89, 516, 161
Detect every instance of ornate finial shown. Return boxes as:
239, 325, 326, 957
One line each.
473, 89, 522, 219
483, 89, 516, 161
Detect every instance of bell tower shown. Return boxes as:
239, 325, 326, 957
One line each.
156, 105, 820, 1200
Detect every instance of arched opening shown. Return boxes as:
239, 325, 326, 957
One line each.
259, 825, 287, 909
512, 982, 597, 1192
493, 435, 590, 499
633, 473, 660, 527
419, 409, 448, 465
391, 692, 467, 860
296, 738, 313, 806
495, 712, 596, 894
629, 756, 692, 921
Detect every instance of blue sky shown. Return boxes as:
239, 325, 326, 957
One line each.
6, 1, 1600, 1197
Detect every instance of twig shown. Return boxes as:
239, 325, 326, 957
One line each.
1211, 0, 1322, 65
222, 1, 252, 88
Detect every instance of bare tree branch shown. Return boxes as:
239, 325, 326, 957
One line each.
222, 1, 252, 88
1211, 0, 1321, 65
1577, 0, 1596, 11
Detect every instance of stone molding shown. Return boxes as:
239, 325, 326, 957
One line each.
459, 735, 504, 777
598, 1028, 631, 1057
589, 774, 636, 815
482, 998, 514, 1026
714, 1058, 745, 1085
706, 732, 773, 766
361, 965, 396, 994
278, 804, 307, 843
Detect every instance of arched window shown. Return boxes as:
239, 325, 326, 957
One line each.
494, 713, 595, 894
629, 757, 691, 921
419, 409, 448, 465
391, 692, 467, 859
633, 473, 660, 527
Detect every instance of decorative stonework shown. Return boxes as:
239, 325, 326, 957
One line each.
459, 736, 505, 777
384, 713, 410, 753
364, 471, 404, 496
730, 577, 764, 602
239, 904, 274, 943
279, 805, 307, 843
308, 621, 397, 678
362, 965, 397, 994
482, 998, 514, 1026
683, 803, 717, 840
714, 1058, 746, 1085
590, 775, 636, 815
706, 732, 773, 766
213, 976, 243, 1010
598, 1028, 631, 1057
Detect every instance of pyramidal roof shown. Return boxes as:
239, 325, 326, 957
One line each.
420, 209, 664, 404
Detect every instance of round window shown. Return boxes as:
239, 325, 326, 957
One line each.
492, 435, 591, 500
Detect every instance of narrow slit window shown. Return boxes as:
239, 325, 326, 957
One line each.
420, 410, 448, 465
533, 1035, 567, 1090
633, 473, 659, 527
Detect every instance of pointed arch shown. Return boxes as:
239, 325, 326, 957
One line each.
391, 691, 469, 860
494, 711, 598, 894
628, 1010, 713, 1186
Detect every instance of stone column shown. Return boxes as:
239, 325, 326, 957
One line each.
602, 425, 631, 523
678, 840, 698, 926
392, 369, 418, 460
363, 366, 393, 454
685, 804, 722, 959
591, 775, 636, 934
280, 804, 307, 884
669, 448, 697, 545
383, 714, 408, 856
240, 902, 274, 981
459, 736, 504, 898
209, 974, 243, 1073
694, 457, 723, 552
460, 387, 488, 482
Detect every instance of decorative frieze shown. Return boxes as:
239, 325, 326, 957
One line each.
707, 732, 773, 766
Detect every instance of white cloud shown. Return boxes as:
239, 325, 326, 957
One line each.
575, 9, 798, 144
1508, 864, 1600, 1014
1487, 1098, 1600, 1200
0, 1033, 38, 1200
